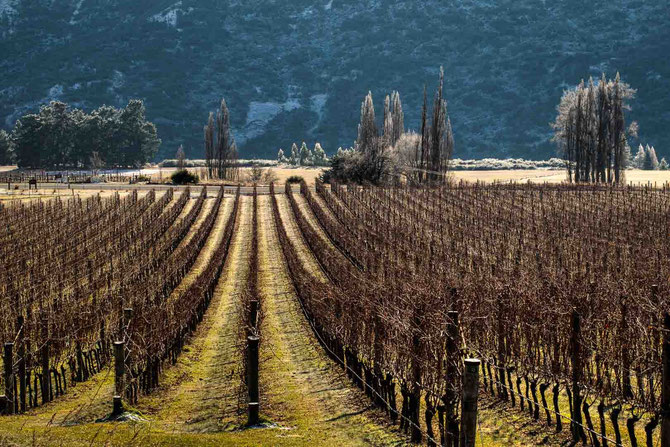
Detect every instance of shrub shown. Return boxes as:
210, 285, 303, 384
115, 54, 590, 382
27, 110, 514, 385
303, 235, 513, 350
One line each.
287, 175, 304, 184
322, 149, 392, 184
171, 169, 199, 185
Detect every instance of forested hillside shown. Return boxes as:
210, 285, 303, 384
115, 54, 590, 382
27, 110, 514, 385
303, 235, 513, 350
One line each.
1, 0, 668, 160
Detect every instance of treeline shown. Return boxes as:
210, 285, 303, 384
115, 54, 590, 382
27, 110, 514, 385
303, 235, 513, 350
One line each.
552, 73, 637, 183
325, 67, 454, 185
2, 100, 160, 169
277, 142, 329, 167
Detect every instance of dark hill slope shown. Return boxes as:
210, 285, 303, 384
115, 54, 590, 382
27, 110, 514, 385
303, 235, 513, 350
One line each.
1, 0, 668, 160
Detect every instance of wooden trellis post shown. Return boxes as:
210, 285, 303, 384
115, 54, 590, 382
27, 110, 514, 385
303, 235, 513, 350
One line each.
3, 343, 14, 415
247, 335, 260, 426
459, 358, 480, 447
661, 313, 670, 447
113, 341, 125, 416
571, 309, 583, 443
17, 315, 26, 413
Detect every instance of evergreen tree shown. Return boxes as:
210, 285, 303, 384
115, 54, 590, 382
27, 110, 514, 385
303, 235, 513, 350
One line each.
290, 143, 299, 165
0, 130, 14, 165
633, 144, 646, 169
12, 112, 48, 168
659, 157, 669, 170
313, 142, 327, 165
277, 148, 286, 163
117, 99, 160, 167
299, 142, 312, 165
10, 100, 159, 168
89, 151, 105, 172
643, 145, 659, 170
71, 110, 98, 168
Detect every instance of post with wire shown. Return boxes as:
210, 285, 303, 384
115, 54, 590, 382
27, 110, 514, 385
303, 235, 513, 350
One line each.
112, 341, 125, 417
661, 312, 670, 447
3, 343, 14, 415
247, 335, 260, 426
460, 358, 480, 447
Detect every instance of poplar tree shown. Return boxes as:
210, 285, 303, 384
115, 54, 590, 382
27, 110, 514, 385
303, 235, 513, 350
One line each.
383, 95, 393, 144
391, 90, 404, 146
215, 98, 235, 180
553, 73, 636, 183
414, 67, 454, 184
204, 112, 215, 177
428, 66, 450, 182
176, 145, 186, 170
417, 86, 429, 183
356, 92, 378, 155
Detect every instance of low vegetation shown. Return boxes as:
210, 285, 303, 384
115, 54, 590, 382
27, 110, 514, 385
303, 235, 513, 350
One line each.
286, 175, 304, 184
171, 169, 199, 185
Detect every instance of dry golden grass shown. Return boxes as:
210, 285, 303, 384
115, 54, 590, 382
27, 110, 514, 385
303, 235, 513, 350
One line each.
275, 194, 328, 282
451, 168, 670, 186
145, 166, 325, 186
0, 188, 146, 203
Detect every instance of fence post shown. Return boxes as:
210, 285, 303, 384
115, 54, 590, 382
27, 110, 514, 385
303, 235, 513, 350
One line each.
247, 335, 260, 426
17, 316, 26, 413
459, 358, 480, 447
40, 312, 50, 404
410, 308, 423, 444
571, 309, 583, 443
113, 341, 125, 416
444, 309, 460, 446
661, 313, 670, 447
3, 343, 14, 415
248, 300, 259, 336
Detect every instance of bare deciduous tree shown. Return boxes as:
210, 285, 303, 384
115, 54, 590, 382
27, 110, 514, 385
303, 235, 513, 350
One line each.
176, 145, 186, 170
553, 73, 636, 183
204, 98, 239, 181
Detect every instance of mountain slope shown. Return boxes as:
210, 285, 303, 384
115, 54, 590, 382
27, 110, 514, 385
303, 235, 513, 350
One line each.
1, 0, 668, 160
